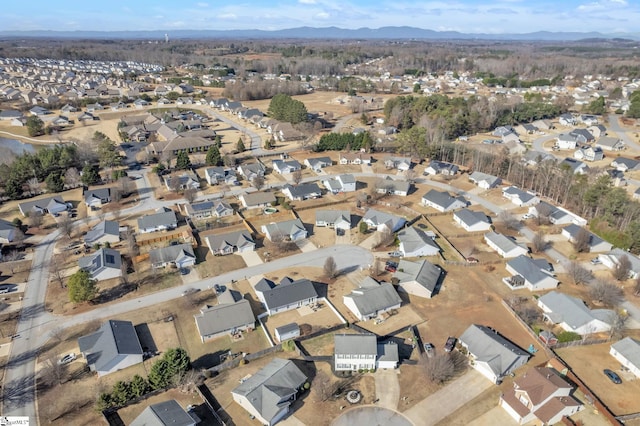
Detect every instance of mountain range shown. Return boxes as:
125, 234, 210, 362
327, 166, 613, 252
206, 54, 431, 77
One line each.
1, 26, 639, 41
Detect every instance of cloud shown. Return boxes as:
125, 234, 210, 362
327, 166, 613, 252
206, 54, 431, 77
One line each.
219, 13, 237, 20
299, 0, 316, 3
315, 11, 330, 19
196, 2, 209, 7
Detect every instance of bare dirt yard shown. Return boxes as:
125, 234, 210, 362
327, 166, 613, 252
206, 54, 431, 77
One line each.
261, 301, 344, 345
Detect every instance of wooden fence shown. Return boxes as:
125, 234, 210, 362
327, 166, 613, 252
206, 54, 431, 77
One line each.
554, 337, 612, 349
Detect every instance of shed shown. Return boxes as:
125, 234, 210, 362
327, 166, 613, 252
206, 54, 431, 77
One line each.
275, 323, 300, 342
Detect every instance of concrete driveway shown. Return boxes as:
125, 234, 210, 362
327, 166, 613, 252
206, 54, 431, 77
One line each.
375, 368, 400, 410
403, 369, 492, 426
296, 239, 317, 253
240, 250, 264, 266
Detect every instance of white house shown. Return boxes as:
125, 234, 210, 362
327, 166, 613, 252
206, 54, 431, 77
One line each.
261, 218, 307, 242
596, 136, 625, 151
421, 189, 467, 212
424, 160, 459, 176
468, 171, 501, 189
205, 230, 255, 255
343, 277, 402, 321
78, 320, 143, 377
573, 146, 604, 162
393, 259, 442, 299
322, 174, 357, 193
598, 248, 640, 279
484, 232, 529, 258
281, 183, 322, 201
194, 291, 255, 342
556, 133, 580, 150
502, 186, 540, 207
376, 178, 411, 197
538, 291, 614, 336
397, 226, 440, 257
504, 255, 559, 291
334, 334, 399, 371
453, 209, 492, 232
561, 224, 613, 253
610, 337, 640, 379
529, 202, 587, 226
362, 208, 406, 232
254, 277, 318, 315
304, 156, 332, 172
315, 210, 351, 230
272, 159, 301, 174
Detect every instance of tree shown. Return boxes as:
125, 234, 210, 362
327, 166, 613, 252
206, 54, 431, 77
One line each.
634, 276, 640, 296
413, 83, 422, 93
251, 175, 265, 190
175, 151, 191, 170
237, 138, 246, 152
566, 260, 593, 285
64, 167, 81, 188
27, 177, 41, 195
28, 210, 44, 228
292, 169, 303, 185
183, 187, 197, 204
57, 214, 74, 239
40, 352, 67, 388
110, 381, 132, 407
205, 146, 222, 166
376, 227, 395, 249
359, 221, 368, 234
50, 254, 66, 289
45, 172, 64, 192
589, 279, 624, 307
531, 230, 547, 253
97, 135, 122, 170
609, 310, 628, 339
572, 228, 591, 253
148, 348, 190, 390
585, 96, 606, 115
497, 211, 520, 230
324, 256, 338, 279
67, 269, 97, 303
129, 374, 151, 398
26, 116, 44, 137
126, 230, 139, 257
268, 93, 308, 124
613, 255, 632, 281
422, 353, 455, 384
81, 164, 100, 186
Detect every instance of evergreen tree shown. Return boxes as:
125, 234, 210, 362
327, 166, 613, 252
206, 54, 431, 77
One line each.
81, 164, 100, 186
130, 375, 151, 397
175, 151, 191, 170
45, 172, 64, 192
237, 138, 246, 152
205, 146, 222, 166
268, 93, 308, 124
26, 116, 44, 137
67, 269, 97, 303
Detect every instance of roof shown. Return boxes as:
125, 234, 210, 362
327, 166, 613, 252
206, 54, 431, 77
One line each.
611, 157, 640, 169
130, 400, 195, 426
194, 299, 255, 338
149, 243, 195, 265
0, 219, 16, 242
422, 189, 466, 210
362, 208, 405, 231
77, 320, 143, 373
459, 324, 530, 378
137, 208, 177, 230
185, 199, 232, 216
562, 224, 608, 248
262, 218, 306, 239
316, 210, 350, 225
427, 160, 459, 173
232, 358, 307, 424
506, 255, 556, 286
378, 342, 399, 364
485, 232, 525, 254
597, 136, 623, 148
84, 220, 119, 244
468, 171, 500, 187
305, 156, 332, 167
18, 195, 66, 214
283, 183, 322, 198
604, 248, 640, 272
538, 291, 614, 329
394, 259, 442, 293
78, 248, 121, 277
397, 226, 440, 254
241, 191, 276, 207
611, 337, 640, 368
344, 277, 402, 317
205, 230, 254, 251
515, 367, 573, 406
272, 159, 301, 170
454, 209, 490, 227
257, 277, 318, 311
502, 186, 537, 203
275, 323, 300, 336
334, 334, 377, 356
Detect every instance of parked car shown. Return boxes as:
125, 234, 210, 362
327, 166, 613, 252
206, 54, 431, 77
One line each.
424, 343, 435, 358
522, 213, 533, 219
58, 353, 76, 365
181, 288, 199, 296
466, 257, 479, 264
179, 268, 190, 275
385, 260, 398, 273
0, 286, 12, 294
590, 258, 602, 265
444, 337, 457, 352
388, 251, 402, 258
603, 369, 622, 384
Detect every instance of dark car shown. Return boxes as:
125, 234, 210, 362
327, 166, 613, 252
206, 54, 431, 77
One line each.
424, 343, 435, 358
444, 336, 457, 352
604, 369, 622, 384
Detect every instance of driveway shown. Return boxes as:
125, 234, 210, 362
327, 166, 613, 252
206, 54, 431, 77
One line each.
375, 368, 400, 410
180, 267, 201, 284
296, 239, 317, 253
240, 250, 264, 266
403, 369, 492, 426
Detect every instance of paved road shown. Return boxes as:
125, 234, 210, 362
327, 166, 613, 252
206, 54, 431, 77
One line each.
531, 133, 557, 154
608, 114, 640, 152
203, 107, 267, 155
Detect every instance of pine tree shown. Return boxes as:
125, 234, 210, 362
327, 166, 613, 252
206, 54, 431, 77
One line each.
67, 269, 97, 303
237, 138, 246, 152
205, 146, 222, 166
175, 151, 191, 170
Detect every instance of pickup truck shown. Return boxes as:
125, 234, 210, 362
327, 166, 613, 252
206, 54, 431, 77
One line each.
444, 336, 457, 352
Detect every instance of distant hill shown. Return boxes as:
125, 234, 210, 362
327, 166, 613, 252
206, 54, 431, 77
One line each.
1, 26, 639, 41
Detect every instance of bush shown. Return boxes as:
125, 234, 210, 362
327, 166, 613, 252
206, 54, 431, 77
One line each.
557, 331, 581, 343
303, 382, 310, 390
282, 340, 296, 352
239, 359, 247, 366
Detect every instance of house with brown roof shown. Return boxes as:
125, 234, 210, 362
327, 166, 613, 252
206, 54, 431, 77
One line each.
500, 366, 582, 425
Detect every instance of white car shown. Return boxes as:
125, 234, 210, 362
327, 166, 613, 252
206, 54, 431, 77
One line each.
522, 213, 533, 220
58, 353, 77, 365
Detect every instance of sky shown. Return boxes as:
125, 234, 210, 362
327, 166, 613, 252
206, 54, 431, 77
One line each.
3, 0, 640, 34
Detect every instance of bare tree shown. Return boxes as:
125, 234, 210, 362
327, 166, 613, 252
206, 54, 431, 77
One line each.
535, 203, 553, 225
370, 259, 383, 277
422, 353, 455, 384
516, 306, 540, 326
126, 230, 139, 257
292, 169, 303, 185
50, 254, 67, 289
50, 326, 65, 343
323, 256, 338, 279
117, 176, 133, 196
609, 310, 628, 339
57, 214, 74, 240
572, 228, 591, 253
64, 167, 81, 189
4, 250, 20, 273
183, 188, 197, 204
589, 278, 624, 307
404, 168, 416, 183
312, 370, 332, 402
27, 177, 41, 195
168, 174, 181, 193
28, 211, 44, 229
251, 175, 265, 191
531, 230, 547, 253
566, 260, 593, 285
634, 276, 640, 297
497, 211, 520, 230
271, 234, 297, 253
375, 227, 395, 249
613, 255, 632, 281
40, 352, 67, 388
161, 150, 175, 169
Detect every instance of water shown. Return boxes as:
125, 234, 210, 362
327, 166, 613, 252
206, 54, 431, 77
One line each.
0, 137, 36, 156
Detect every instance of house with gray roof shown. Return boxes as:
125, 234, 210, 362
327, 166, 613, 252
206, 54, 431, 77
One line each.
18, 195, 69, 217
529, 202, 587, 226
502, 186, 540, 207
149, 243, 196, 269
362, 208, 406, 233
322, 174, 356, 193
610, 157, 640, 172
397, 226, 440, 257
334, 334, 377, 371
83, 220, 120, 245
272, 159, 301, 174
194, 293, 255, 342
424, 160, 459, 176
538, 291, 614, 336
484, 232, 528, 258
573, 145, 603, 162
453, 209, 492, 232
393, 259, 442, 299
275, 323, 300, 342
596, 136, 625, 151
282, 183, 322, 201
232, 358, 307, 426
504, 255, 559, 292
237, 162, 266, 181
239, 191, 276, 209
610, 337, 640, 379
468, 171, 502, 189
137, 207, 178, 233
204, 230, 255, 255
78, 320, 143, 377
184, 199, 233, 220
561, 224, 612, 253
164, 170, 200, 191
0, 219, 16, 244
384, 156, 413, 171
343, 277, 402, 321
83, 187, 112, 208
459, 324, 530, 384
78, 248, 122, 281
598, 248, 640, 280
421, 189, 467, 212
204, 166, 238, 186
559, 158, 589, 175
315, 210, 351, 230
262, 218, 307, 242
130, 400, 196, 426
522, 151, 556, 166
254, 277, 318, 315
304, 156, 332, 172
376, 178, 412, 197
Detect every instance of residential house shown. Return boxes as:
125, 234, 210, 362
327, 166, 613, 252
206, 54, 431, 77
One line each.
164, 171, 200, 191
570, 128, 595, 144
635, 187, 640, 201
77, 112, 95, 122
78, 320, 143, 377
493, 125, 516, 137
194, 290, 255, 342
148, 136, 217, 157
130, 400, 196, 426
596, 136, 625, 151
315, 210, 351, 230
334, 334, 399, 371
538, 291, 614, 335
397, 226, 441, 257
393, 259, 442, 299
559, 113, 577, 126
559, 158, 589, 174
239, 191, 277, 209
499, 367, 582, 425
384, 156, 413, 171
18, 195, 69, 217
205, 230, 255, 255
459, 324, 530, 384
204, 167, 238, 186
556, 133, 580, 150
0, 109, 24, 121
362, 208, 406, 233
262, 218, 307, 242
504, 255, 559, 291
78, 248, 122, 281
519, 123, 538, 134
338, 152, 372, 165
0, 219, 16, 244
588, 124, 607, 138
484, 232, 529, 258
83, 187, 111, 208
468, 171, 501, 189
237, 162, 266, 181
598, 248, 640, 279
343, 277, 402, 321
580, 114, 599, 126
271, 122, 305, 142
610, 157, 640, 172
184, 200, 233, 220
322, 174, 356, 193
254, 277, 318, 315
304, 156, 332, 172
604, 169, 627, 187
149, 243, 196, 269
272, 159, 302, 174
561, 224, 613, 253
522, 151, 556, 166
421, 190, 467, 212
231, 358, 307, 426
137, 207, 178, 233
502, 132, 521, 144
376, 178, 412, 197
281, 183, 322, 201
573, 145, 604, 162
453, 209, 492, 232
502, 186, 540, 207
533, 119, 553, 130
424, 160, 459, 176
610, 337, 640, 379
83, 220, 120, 245
529, 202, 588, 226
